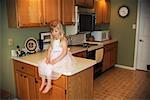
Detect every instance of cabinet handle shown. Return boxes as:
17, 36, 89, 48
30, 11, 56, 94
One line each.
45, 22, 47, 24
21, 67, 24, 69
40, 23, 43, 25
24, 76, 26, 78
35, 79, 38, 83
21, 74, 23, 77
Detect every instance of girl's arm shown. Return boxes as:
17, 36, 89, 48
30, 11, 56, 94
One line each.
45, 45, 52, 64
51, 38, 68, 64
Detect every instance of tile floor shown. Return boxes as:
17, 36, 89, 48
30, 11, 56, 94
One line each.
94, 67, 150, 100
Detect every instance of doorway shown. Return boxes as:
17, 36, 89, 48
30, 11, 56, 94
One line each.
134, 0, 150, 71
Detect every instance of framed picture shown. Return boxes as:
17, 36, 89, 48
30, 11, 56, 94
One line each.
39, 31, 51, 50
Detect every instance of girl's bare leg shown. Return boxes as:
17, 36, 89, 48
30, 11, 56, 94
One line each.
42, 79, 51, 93
39, 76, 46, 92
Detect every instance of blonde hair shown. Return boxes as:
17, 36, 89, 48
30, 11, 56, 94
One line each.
49, 20, 65, 46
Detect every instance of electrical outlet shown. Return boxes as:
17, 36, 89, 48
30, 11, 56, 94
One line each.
8, 38, 13, 46
132, 24, 136, 29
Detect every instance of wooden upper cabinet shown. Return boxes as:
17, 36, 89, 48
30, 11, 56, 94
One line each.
7, 0, 43, 28
17, 0, 43, 27
75, 0, 94, 8
61, 0, 75, 25
44, 0, 61, 26
75, 0, 85, 6
95, 0, 111, 24
6, 0, 61, 28
86, 0, 94, 8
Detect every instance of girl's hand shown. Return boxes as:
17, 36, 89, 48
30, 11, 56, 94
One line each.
45, 58, 50, 64
50, 59, 57, 65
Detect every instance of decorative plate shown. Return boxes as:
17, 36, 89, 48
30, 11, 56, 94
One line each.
24, 37, 38, 53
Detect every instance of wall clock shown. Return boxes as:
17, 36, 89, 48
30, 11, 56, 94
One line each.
118, 6, 129, 18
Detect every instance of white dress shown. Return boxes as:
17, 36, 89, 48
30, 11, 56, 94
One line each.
38, 39, 75, 80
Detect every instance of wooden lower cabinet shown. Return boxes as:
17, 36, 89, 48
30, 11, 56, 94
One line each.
102, 41, 118, 72
13, 60, 93, 100
15, 71, 36, 99
35, 79, 66, 100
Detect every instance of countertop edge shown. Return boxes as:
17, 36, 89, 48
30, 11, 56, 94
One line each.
12, 56, 97, 76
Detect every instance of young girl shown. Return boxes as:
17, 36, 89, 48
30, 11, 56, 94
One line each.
38, 21, 75, 93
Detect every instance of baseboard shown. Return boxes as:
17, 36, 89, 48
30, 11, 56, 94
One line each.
115, 64, 136, 70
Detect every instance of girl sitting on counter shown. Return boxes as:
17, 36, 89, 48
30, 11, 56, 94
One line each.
38, 20, 75, 93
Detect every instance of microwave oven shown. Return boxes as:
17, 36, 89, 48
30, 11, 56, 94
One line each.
91, 30, 110, 41
79, 13, 95, 32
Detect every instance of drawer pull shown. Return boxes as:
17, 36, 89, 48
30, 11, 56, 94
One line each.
24, 76, 27, 78
21, 67, 24, 69
21, 74, 23, 77
35, 79, 38, 83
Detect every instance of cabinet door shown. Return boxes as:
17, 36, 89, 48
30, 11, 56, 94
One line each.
17, 0, 43, 27
75, 0, 85, 6
35, 79, 66, 100
110, 42, 118, 67
75, 0, 94, 8
95, 0, 110, 24
15, 71, 36, 100
44, 0, 61, 25
102, 48, 111, 72
85, 0, 94, 8
62, 0, 75, 25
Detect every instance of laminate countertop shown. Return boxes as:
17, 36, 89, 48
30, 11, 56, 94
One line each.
12, 39, 116, 76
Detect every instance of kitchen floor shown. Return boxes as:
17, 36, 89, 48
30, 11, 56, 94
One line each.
94, 67, 150, 100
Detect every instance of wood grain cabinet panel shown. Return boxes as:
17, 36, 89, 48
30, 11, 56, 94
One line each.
75, 0, 94, 8
6, 0, 60, 27
35, 79, 66, 100
102, 41, 118, 72
61, 0, 75, 25
44, 0, 61, 25
6, 0, 75, 27
95, 0, 111, 24
7, 0, 43, 27
13, 60, 93, 99
15, 71, 36, 100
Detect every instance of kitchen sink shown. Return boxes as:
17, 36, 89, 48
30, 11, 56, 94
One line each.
68, 43, 98, 48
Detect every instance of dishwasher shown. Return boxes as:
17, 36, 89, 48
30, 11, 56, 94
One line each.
86, 49, 103, 79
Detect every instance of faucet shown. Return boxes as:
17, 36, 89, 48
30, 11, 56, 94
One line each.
68, 36, 72, 45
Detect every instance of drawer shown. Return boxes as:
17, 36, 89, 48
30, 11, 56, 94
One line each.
104, 42, 118, 51
110, 42, 118, 48
13, 60, 35, 76
35, 67, 66, 89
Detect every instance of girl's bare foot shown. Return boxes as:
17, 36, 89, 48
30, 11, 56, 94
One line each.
39, 77, 46, 92
39, 82, 47, 92
42, 84, 51, 94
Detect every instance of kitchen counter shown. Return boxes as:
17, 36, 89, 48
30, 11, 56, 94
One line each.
86, 39, 117, 46
12, 51, 96, 76
11, 39, 117, 76
100, 39, 117, 46
12, 39, 117, 99
69, 42, 103, 53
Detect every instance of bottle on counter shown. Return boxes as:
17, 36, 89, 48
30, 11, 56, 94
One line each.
16, 45, 21, 57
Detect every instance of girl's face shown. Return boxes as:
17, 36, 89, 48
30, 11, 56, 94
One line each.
51, 27, 60, 39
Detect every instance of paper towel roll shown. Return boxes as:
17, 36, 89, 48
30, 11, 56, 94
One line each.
11, 50, 17, 57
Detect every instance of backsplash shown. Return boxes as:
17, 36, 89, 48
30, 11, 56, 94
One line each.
67, 34, 85, 45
